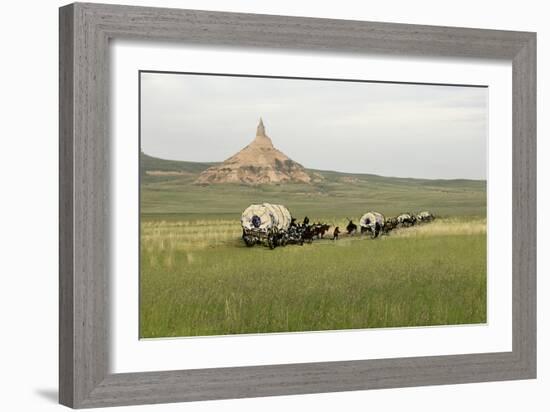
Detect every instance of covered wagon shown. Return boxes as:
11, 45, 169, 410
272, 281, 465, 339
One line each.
359, 211, 385, 238
416, 210, 435, 223
397, 213, 417, 227
240, 203, 292, 248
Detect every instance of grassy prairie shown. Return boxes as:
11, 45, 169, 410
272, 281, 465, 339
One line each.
140, 156, 486, 220
139, 156, 487, 338
140, 218, 486, 337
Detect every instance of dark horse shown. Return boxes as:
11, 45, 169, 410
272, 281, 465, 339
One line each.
346, 218, 357, 235
301, 225, 315, 243
383, 217, 399, 234
312, 223, 331, 239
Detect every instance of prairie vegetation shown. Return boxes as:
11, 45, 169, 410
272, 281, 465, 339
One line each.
139, 157, 487, 338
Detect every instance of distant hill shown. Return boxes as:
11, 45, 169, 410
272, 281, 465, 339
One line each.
140, 152, 218, 175
141, 151, 485, 188
140, 151, 486, 218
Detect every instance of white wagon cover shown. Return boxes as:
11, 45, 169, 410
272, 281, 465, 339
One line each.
241, 203, 292, 231
359, 211, 385, 227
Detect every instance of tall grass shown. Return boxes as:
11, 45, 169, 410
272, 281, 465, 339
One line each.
140, 170, 487, 338
141, 219, 241, 252
140, 217, 487, 338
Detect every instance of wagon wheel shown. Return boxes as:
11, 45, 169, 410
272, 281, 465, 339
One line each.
242, 235, 254, 247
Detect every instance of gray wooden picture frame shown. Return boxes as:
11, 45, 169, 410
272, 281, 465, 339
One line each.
59, 2, 536, 408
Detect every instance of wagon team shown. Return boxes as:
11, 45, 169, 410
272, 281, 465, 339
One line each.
241, 203, 435, 249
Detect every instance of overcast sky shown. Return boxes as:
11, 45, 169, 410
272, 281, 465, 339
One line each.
140, 72, 487, 180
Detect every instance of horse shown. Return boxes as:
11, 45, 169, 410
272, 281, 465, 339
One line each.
346, 218, 358, 235
312, 223, 331, 238
383, 217, 399, 233
301, 225, 315, 243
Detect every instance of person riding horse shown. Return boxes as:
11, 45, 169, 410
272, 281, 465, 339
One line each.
346, 218, 357, 234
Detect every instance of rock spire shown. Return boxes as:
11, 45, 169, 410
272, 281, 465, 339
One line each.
195, 119, 315, 185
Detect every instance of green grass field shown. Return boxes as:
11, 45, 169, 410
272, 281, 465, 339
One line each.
139, 154, 487, 338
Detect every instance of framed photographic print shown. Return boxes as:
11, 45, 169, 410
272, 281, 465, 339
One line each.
59, 2, 536, 408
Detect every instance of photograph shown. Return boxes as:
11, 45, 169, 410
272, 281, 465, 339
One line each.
139, 71, 488, 339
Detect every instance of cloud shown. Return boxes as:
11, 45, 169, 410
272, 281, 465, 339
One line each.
140, 72, 487, 179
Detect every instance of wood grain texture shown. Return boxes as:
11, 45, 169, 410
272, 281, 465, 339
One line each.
59, 2, 537, 408
512, 35, 537, 374
59, 4, 74, 406
60, 3, 109, 407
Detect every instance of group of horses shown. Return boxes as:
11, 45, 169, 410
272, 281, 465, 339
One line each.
285, 217, 331, 245
286, 210, 435, 245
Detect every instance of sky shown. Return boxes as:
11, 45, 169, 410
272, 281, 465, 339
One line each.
140, 72, 487, 180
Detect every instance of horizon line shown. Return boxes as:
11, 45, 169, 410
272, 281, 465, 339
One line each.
140, 151, 487, 182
